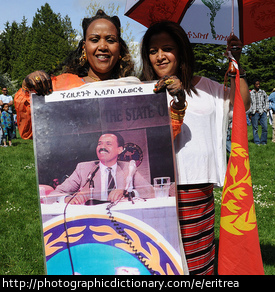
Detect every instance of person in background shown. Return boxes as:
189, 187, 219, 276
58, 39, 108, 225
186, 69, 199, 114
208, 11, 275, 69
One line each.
250, 79, 269, 145
268, 88, 275, 143
0, 87, 16, 139
140, 21, 250, 275
1, 103, 13, 147
0, 88, 13, 112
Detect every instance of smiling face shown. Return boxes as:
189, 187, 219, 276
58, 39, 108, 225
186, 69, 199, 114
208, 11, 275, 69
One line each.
148, 32, 179, 79
83, 19, 120, 80
96, 134, 124, 167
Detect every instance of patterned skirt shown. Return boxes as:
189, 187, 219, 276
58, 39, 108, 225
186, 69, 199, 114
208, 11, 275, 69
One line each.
178, 184, 215, 275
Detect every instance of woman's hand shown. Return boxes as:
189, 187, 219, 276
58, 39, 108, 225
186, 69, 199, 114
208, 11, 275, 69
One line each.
22, 70, 53, 96
154, 75, 186, 110
226, 34, 243, 64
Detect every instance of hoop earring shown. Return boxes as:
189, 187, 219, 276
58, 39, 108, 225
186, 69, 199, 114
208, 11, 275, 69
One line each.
79, 47, 87, 66
119, 55, 123, 69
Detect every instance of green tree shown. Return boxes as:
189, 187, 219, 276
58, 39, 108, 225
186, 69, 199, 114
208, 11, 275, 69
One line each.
192, 37, 275, 94
201, 0, 229, 39
0, 19, 29, 78
10, 18, 30, 82
0, 72, 19, 96
242, 37, 275, 93
193, 43, 227, 83
0, 3, 77, 86
0, 18, 30, 90
25, 3, 77, 76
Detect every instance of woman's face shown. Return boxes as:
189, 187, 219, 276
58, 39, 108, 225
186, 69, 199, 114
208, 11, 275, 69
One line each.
84, 19, 120, 80
148, 32, 179, 79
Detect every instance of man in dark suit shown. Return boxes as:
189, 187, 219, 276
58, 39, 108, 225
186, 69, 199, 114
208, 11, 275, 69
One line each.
52, 132, 154, 204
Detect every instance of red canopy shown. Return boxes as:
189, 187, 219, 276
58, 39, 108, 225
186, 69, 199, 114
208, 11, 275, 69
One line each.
125, 0, 275, 45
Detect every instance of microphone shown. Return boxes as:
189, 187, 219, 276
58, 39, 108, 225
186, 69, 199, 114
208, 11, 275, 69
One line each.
125, 160, 137, 192
63, 163, 100, 274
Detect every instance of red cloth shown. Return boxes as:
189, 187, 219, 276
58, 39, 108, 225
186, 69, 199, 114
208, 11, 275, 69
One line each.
14, 74, 85, 139
178, 184, 215, 275
218, 70, 264, 275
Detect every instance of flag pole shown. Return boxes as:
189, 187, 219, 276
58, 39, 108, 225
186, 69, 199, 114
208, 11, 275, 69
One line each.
231, 0, 234, 35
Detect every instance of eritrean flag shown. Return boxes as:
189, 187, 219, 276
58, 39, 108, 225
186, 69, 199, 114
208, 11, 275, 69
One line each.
218, 61, 264, 275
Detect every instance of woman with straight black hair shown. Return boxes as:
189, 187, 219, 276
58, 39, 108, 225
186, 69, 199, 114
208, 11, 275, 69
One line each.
141, 21, 250, 275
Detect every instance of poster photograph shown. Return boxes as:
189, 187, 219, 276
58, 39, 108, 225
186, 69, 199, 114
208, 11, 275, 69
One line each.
31, 81, 188, 275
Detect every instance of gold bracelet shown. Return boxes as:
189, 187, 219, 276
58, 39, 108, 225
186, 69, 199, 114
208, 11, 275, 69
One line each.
170, 100, 187, 121
170, 110, 186, 121
22, 86, 30, 92
170, 100, 188, 114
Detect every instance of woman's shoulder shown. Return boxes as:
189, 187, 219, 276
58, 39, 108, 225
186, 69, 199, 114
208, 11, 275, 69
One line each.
78, 76, 142, 89
194, 75, 224, 91
100, 76, 141, 86
1, 111, 8, 116
192, 75, 202, 87
52, 73, 85, 91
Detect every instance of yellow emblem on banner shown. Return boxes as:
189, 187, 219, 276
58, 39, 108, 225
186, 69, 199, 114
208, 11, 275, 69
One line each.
220, 143, 256, 236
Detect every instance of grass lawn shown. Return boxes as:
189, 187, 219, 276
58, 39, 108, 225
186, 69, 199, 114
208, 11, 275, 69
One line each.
0, 126, 274, 275
0, 135, 44, 274
214, 124, 275, 275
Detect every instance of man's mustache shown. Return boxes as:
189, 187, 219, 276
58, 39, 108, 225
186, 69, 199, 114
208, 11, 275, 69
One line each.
98, 148, 109, 154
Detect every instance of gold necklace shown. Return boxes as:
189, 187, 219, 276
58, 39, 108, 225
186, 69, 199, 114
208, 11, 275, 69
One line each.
88, 74, 101, 82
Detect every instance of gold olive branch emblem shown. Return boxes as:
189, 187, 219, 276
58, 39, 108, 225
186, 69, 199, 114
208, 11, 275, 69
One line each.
221, 143, 256, 236
89, 225, 178, 275
44, 226, 86, 257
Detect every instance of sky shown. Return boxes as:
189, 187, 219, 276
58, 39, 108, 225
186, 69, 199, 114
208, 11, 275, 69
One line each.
0, 0, 146, 42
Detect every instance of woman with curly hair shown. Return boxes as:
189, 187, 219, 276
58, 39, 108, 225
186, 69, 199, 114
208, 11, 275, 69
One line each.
64, 10, 134, 80
14, 10, 136, 139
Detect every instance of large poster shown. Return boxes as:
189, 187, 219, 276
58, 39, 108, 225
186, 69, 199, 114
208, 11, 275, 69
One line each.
32, 81, 188, 275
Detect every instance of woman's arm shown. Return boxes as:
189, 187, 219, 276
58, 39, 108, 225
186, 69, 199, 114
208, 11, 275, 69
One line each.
226, 35, 251, 111
14, 71, 85, 139
229, 74, 251, 111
